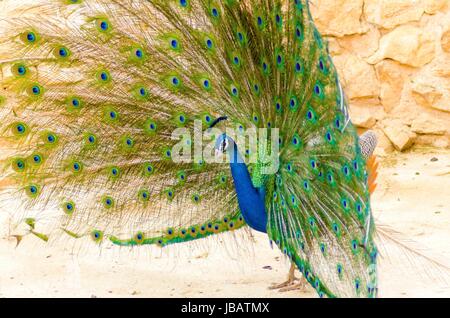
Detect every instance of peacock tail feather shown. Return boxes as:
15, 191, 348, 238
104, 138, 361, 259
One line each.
0, 0, 377, 297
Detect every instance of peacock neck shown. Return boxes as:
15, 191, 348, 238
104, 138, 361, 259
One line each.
228, 140, 267, 233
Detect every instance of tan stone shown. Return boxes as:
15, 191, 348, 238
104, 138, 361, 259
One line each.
423, 0, 448, 14
336, 25, 381, 58
434, 137, 450, 148
382, 120, 417, 151
432, 57, 450, 78
349, 105, 377, 128
442, 28, 450, 53
364, 0, 425, 29
368, 25, 435, 67
416, 135, 450, 148
333, 53, 379, 99
411, 117, 447, 135
393, 90, 431, 125
373, 129, 395, 156
326, 37, 343, 56
411, 79, 449, 112
375, 60, 415, 112
309, 0, 368, 37
350, 98, 386, 117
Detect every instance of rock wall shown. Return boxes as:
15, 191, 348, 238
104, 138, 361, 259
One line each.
310, 0, 450, 154
0, 0, 448, 155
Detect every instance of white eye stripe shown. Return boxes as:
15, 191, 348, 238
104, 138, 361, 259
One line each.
220, 138, 229, 152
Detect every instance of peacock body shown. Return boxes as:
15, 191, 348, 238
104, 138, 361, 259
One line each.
0, 0, 378, 298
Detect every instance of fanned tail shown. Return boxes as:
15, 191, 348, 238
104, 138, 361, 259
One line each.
376, 223, 450, 284
0, 0, 384, 299
1, 0, 263, 248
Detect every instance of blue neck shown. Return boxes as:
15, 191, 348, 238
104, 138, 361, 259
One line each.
228, 141, 267, 233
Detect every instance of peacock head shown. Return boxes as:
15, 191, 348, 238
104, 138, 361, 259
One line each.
214, 133, 234, 157
209, 116, 236, 158
210, 116, 279, 175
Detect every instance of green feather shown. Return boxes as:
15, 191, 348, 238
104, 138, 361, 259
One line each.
0, 0, 377, 298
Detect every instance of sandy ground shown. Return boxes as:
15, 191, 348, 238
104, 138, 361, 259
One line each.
0, 148, 449, 298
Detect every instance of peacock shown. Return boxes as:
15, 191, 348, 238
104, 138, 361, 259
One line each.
0, 0, 381, 298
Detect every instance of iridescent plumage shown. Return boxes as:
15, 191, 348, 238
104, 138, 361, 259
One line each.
0, 0, 378, 297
